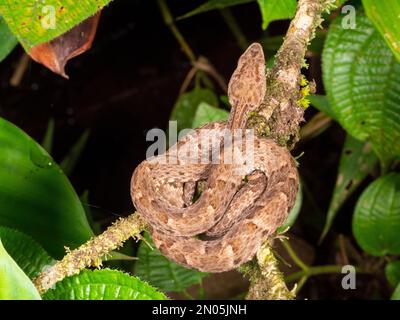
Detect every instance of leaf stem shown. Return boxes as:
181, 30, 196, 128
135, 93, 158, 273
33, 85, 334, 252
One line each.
219, 8, 248, 51
157, 0, 196, 63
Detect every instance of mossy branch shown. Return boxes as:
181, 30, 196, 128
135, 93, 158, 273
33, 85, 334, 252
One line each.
33, 214, 147, 294
245, 0, 336, 300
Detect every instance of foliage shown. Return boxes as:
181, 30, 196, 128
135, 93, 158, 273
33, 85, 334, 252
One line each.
43, 269, 167, 300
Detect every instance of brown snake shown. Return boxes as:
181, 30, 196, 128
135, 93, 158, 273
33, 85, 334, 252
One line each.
131, 43, 298, 272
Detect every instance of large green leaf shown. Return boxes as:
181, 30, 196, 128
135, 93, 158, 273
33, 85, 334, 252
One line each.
170, 89, 218, 132
322, 15, 400, 168
0, 239, 41, 300
178, 0, 254, 20
0, 117, 93, 258
353, 173, 400, 256
43, 269, 167, 300
0, 15, 18, 62
0, 227, 54, 279
385, 260, 400, 288
320, 135, 378, 241
0, 0, 112, 50
362, 0, 400, 62
257, 0, 297, 30
192, 102, 229, 128
134, 233, 207, 292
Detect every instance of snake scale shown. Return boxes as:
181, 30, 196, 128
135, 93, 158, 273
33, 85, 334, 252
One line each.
131, 43, 299, 272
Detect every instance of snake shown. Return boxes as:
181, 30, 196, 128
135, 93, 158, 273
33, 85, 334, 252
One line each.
130, 43, 299, 272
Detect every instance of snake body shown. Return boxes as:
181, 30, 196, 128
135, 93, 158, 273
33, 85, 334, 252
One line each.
131, 44, 298, 272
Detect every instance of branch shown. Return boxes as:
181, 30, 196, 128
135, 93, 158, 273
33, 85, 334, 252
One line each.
246, 0, 336, 300
246, 242, 295, 300
249, 0, 335, 148
33, 214, 147, 294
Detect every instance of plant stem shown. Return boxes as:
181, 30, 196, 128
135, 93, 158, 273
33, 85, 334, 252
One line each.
281, 239, 309, 271
285, 265, 345, 283
219, 8, 248, 51
157, 0, 196, 63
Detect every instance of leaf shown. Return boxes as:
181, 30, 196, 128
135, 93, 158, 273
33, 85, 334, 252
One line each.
309, 95, 337, 120
0, 117, 93, 259
29, 13, 100, 78
392, 283, 400, 300
0, 239, 41, 300
0, 226, 54, 279
362, 0, 400, 62
277, 181, 303, 233
322, 14, 400, 169
257, 0, 297, 30
177, 0, 254, 20
385, 260, 400, 288
353, 173, 400, 256
0, 15, 18, 62
43, 269, 167, 300
0, 0, 111, 50
320, 135, 378, 241
134, 233, 207, 292
192, 102, 229, 128
41, 118, 55, 153
60, 129, 90, 176
170, 89, 218, 132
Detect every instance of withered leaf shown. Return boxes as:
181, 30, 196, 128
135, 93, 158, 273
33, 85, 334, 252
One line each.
29, 13, 101, 78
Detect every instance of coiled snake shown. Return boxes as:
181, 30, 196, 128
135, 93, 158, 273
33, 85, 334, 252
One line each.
131, 43, 298, 272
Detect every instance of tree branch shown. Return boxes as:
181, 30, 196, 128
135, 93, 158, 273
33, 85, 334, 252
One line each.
246, 0, 336, 300
33, 214, 147, 294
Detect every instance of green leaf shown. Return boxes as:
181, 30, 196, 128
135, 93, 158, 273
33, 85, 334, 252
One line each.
353, 173, 400, 256
257, 0, 297, 30
178, 0, 254, 20
385, 260, 400, 288
41, 118, 55, 153
0, 15, 18, 62
309, 95, 337, 120
320, 135, 378, 241
0, 239, 41, 300
277, 181, 303, 233
134, 233, 207, 292
362, 0, 400, 62
322, 14, 400, 169
60, 130, 90, 176
0, 1, 112, 50
170, 89, 218, 132
192, 102, 229, 128
0, 226, 54, 279
392, 283, 400, 300
43, 269, 167, 300
0, 117, 93, 259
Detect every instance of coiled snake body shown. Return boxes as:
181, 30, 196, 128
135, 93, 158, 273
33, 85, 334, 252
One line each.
131, 43, 298, 272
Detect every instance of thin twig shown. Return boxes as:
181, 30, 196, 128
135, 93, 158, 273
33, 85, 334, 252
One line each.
10, 53, 30, 87
219, 8, 248, 51
157, 0, 196, 62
